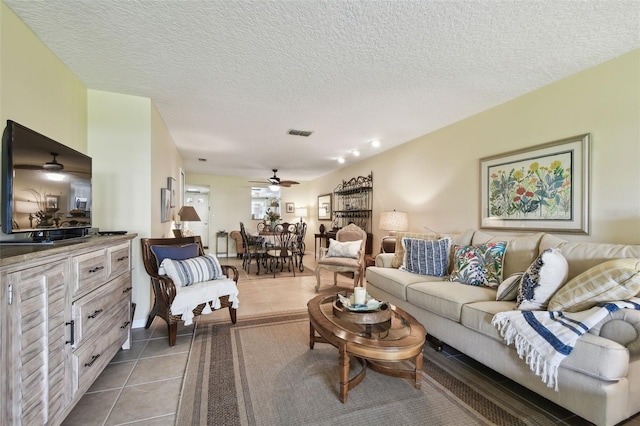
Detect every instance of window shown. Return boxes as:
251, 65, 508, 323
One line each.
251, 187, 280, 220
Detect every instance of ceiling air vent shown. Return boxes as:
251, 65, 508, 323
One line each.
287, 129, 313, 137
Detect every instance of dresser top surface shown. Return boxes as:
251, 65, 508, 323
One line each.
0, 234, 137, 267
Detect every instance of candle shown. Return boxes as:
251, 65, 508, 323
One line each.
354, 287, 366, 305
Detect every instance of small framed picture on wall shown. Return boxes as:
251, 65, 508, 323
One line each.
285, 202, 295, 214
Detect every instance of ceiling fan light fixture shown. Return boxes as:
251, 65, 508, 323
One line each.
43, 152, 64, 171
269, 184, 280, 192
46, 172, 65, 181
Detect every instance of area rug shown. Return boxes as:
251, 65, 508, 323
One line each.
176, 313, 563, 426
220, 258, 316, 281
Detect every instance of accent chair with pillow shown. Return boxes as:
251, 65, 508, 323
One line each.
315, 223, 367, 292
141, 236, 239, 346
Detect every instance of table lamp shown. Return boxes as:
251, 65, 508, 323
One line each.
177, 206, 201, 236
295, 207, 308, 223
379, 210, 408, 252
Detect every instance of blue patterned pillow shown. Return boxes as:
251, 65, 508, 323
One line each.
160, 254, 223, 287
449, 242, 507, 288
400, 237, 451, 277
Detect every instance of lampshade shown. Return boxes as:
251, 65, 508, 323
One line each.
177, 206, 201, 222
379, 210, 408, 233
295, 207, 307, 217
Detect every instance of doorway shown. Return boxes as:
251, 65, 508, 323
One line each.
184, 185, 210, 248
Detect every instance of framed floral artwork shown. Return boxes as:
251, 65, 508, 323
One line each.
479, 134, 590, 234
285, 202, 295, 213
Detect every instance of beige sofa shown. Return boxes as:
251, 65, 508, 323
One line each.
366, 230, 640, 426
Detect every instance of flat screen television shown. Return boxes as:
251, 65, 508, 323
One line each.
1, 120, 92, 242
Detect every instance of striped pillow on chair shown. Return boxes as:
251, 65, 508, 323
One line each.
160, 254, 223, 287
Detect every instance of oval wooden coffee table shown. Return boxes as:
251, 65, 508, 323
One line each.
307, 293, 426, 403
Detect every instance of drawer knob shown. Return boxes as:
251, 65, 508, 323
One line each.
121, 321, 131, 329
88, 309, 104, 319
84, 354, 101, 367
123, 287, 133, 294
117, 255, 129, 261
89, 266, 105, 273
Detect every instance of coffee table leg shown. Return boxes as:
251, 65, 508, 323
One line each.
339, 344, 349, 403
414, 351, 423, 389
309, 322, 315, 349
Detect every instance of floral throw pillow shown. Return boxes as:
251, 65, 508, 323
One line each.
449, 242, 507, 288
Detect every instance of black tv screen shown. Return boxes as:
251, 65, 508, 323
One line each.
1, 120, 92, 238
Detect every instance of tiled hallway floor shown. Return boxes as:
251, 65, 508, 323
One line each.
62, 255, 640, 426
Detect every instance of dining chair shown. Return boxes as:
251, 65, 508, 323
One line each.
240, 221, 265, 274
265, 225, 297, 278
293, 221, 307, 272
315, 223, 367, 292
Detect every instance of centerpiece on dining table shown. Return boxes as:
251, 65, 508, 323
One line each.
265, 208, 281, 231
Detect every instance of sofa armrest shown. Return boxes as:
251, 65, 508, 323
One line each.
375, 253, 395, 268
590, 309, 640, 356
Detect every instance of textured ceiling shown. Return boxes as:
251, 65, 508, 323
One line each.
5, 0, 640, 183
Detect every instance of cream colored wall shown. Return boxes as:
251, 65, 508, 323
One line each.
320, 50, 640, 250
185, 173, 313, 256
87, 90, 153, 325
150, 102, 183, 238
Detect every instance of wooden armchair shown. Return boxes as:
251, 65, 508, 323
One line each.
141, 236, 238, 345
315, 223, 367, 292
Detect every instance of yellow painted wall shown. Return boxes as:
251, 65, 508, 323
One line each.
318, 50, 640, 249
0, 3, 87, 153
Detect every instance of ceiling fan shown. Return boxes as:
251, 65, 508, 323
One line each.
14, 152, 65, 171
250, 169, 299, 188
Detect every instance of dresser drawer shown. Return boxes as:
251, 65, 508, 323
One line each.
72, 249, 108, 298
72, 305, 129, 394
73, 272, 131, 347
108, 242, 131, 281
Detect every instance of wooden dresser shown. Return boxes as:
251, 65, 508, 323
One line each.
0, 234, 136, 425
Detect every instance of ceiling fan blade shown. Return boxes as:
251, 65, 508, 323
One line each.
14, 164, 45, 170
279, 180, 299, 186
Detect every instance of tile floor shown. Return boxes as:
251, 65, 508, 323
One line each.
62, 255, 640, 426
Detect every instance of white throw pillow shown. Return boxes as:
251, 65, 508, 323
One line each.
516, 248, 569, 310
327, 239, 362, 259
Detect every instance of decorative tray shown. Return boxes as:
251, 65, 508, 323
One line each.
333, 293, 391, 324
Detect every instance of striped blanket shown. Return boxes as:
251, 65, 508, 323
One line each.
492, 297, 640, 390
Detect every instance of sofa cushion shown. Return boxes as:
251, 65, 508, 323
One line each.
461, 300, 517, 341
400, 237, 451, 277
462, 301, 630, 381
391, 231, 439, 268
548, 258, 640, 312
516, 248, 568, 310
442, 229, 475, 272
366, 266, 439, 301
406, 281, 496, 322
449, 242, 507, 288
